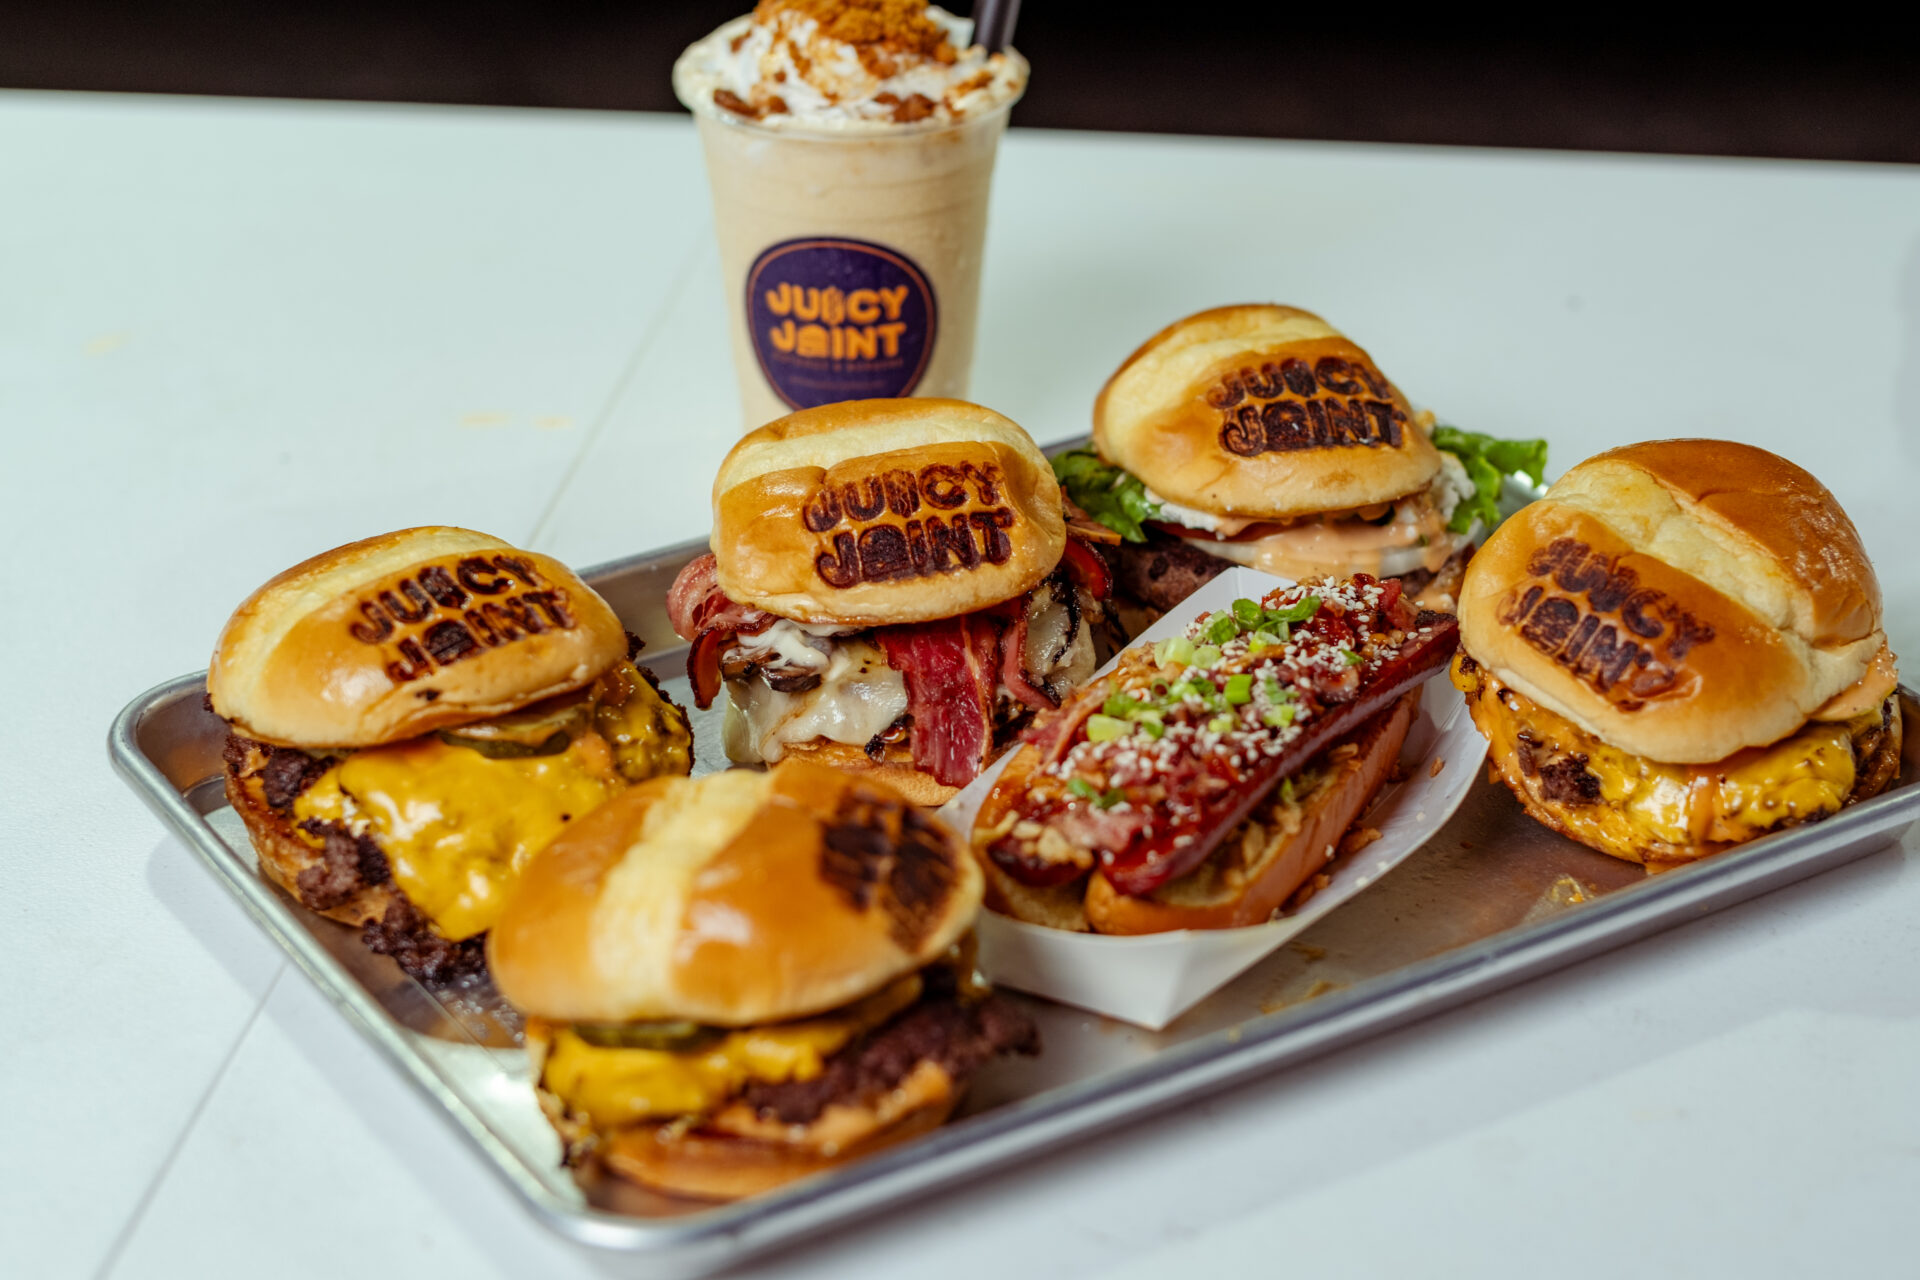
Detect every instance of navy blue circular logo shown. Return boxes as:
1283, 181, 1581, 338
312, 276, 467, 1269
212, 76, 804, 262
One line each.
746, 237, 938, 410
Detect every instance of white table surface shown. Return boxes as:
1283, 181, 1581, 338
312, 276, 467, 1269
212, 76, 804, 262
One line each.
5, 88, 1919, 1279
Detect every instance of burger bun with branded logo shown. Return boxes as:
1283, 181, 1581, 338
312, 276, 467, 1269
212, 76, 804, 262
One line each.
489, 760, 1038, 1201
1059, 304, 1548, 624
1451, 440, 1902, 869
1095, 304, 1442, 519
210, 527, 693, 983
213, 527, 629, 748
711, 398, 1067, 624
670, 399, 1113, 804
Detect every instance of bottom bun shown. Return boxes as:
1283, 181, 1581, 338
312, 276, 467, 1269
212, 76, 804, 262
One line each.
597, 1067, 959, 1201
1084, 688, 1417, 934
777, 739, 960, 808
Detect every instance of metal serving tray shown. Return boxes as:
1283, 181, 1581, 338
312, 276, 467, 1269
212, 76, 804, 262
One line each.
109, 536, 1920, 1276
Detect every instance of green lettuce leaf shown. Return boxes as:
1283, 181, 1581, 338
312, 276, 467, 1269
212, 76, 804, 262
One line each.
1052, 446, 1161, 543
1431, 426, 1549, 536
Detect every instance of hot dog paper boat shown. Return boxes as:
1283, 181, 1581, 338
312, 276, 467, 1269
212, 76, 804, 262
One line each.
938, 567, 1486, 1030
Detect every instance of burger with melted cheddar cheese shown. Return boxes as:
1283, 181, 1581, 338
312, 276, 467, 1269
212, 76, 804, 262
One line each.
1451, 440, 1903, 871
209, 527, 693, 982
488, 760, 1038, 1201
666, 398, 1112, 805
1057, 304, 1546, 627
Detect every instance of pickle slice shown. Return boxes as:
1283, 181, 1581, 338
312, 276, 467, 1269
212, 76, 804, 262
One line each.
436, 728, 572, 759
572, 1020, 722, 1052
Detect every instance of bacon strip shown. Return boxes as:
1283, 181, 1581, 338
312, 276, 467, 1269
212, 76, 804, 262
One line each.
1101, 621, 1456, 896
877, 617, 1000, 788
1059, 536, 1113, 600
670, 554, 783, 709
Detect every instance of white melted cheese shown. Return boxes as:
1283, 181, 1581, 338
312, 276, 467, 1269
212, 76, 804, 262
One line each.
1140, 488, 1244, 536
722, 588, 1099, 765
729, 616, 851, 674
724, 638, 910, 765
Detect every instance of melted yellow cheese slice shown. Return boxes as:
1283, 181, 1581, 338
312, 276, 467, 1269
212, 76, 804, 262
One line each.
1454, 654, 1876, 858
539, 977, 921, 1129
294, 736, 617, 941
595, 664, 695, 782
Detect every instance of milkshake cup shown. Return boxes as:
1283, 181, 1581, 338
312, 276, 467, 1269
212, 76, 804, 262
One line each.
674, 4, 1028, 429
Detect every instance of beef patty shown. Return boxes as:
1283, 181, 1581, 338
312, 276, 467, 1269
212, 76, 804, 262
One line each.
738, 985, 1039, 1126
222, 731, 487, 985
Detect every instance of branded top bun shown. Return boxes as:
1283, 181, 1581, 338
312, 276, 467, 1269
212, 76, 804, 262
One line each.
489, 760, 983, 1026
1459, 440, 1886, 763
711, 399, 1067, 625
210, 527, 626, 749
1093, 304, 1442, 518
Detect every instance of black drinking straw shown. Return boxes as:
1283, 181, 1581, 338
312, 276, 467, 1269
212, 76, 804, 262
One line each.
973, 0, 1022, 52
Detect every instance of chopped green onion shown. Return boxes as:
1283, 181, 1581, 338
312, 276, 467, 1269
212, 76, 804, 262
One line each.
1341, 647, 1363, 666
1103, 690, 1144, 718
1155, 636, 1196, 667
1265, 595, 1321, 626
1248, 629, 1282, 651
1262, 704, 1296, 729
1068, 777, 1098, 800
1207, 713, 1236, 735
1086, 714, 1129, 743
1204, 613, 1241, 645
1224, 673, 1253, 705
1192, 644, 1223, 669
1094, 787, 1127, 809
1280, 777, 1297, 803
1136, 717, 1166, 740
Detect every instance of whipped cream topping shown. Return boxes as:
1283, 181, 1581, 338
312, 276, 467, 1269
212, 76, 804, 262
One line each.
674, 2, 1027, 132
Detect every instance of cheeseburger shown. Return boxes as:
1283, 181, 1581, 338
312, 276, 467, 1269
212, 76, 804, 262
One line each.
1058, 304, 1545, 622
488, 761, 1038, 1201
210, 527, 692, 981
1451, 440, 1902, 871
667, 398, 1112, 804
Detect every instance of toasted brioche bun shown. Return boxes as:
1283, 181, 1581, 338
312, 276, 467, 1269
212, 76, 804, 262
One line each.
210, 527, 626, 749
1093, 305, 1441, 519
1459, 440, 1887, 763
225, 768, 400, 928
975, 692, 1416, 933
777, 738, 961, 808
1083, 689, 1416, 933
710, 399, 1066, 626
489, 760, 983, 1026
596, 1061, 958, 1201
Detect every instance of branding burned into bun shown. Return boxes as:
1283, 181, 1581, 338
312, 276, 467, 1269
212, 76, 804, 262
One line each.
669, 398, 1113, 804
488, 760, 1038, 1202
1059, 304, 1545, 624
1452, 440, 1902, 870
209, 527, 693, 981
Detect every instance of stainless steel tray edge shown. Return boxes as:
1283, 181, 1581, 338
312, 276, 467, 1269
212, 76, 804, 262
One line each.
108, 559, 1920, 1273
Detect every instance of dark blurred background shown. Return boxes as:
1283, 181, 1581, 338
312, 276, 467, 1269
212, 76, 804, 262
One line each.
5, 1, 1918, 163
